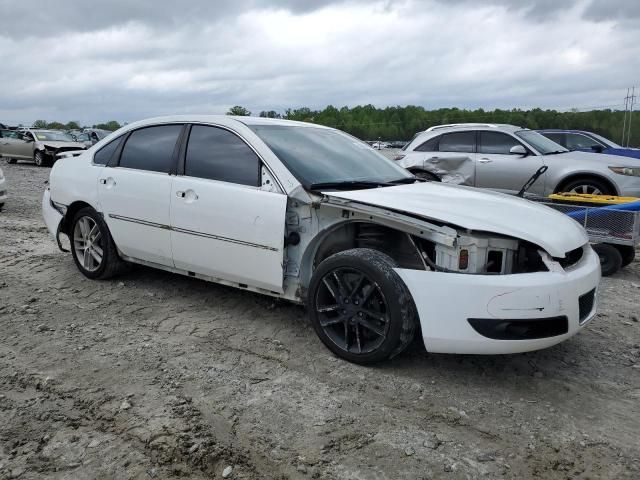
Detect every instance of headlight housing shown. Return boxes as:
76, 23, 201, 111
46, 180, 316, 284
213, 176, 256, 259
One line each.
609, 166, 640, 177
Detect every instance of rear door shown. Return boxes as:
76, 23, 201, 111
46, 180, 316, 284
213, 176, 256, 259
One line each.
475, 131, 545, 195
417, 131, 477, 185
97, 124, 183, 267
170, 124, 287, 292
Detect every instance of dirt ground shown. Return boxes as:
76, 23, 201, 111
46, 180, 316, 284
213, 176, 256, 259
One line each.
1, 161, 639, 480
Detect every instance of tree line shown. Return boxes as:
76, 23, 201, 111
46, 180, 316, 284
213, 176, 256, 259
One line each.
26, 105, 639, 145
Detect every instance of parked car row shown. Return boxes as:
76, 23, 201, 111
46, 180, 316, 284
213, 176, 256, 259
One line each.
42, 115, 600, 363
395, 123, 640, 197
0, 128, 87, 166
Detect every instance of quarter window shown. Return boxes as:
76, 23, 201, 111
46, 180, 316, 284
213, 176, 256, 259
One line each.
438, 132, 475, 153
415, 136, 439, 152
478, 131, 523, 155
185, 125, 260, 186
119, 125, 182, 173
93, 137, 122, 165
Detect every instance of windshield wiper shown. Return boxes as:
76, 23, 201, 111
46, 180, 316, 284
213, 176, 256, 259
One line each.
389, 177, 419, 184
309, 180, 395, 191
545, 150, 568, 155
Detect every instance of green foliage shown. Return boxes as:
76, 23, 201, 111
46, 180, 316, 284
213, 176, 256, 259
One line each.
227, 106, 251, 116
283, 106, 639, 146
46, 121, 66, 130
259, 110, 281, 118
65, 121, 81, 130
93, 121, 122, 131
32, 120, 48, 128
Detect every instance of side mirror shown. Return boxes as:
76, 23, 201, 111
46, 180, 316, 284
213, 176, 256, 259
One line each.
509, 145, 527, 156
591, 145, 603, 153
23, 136, 33, 142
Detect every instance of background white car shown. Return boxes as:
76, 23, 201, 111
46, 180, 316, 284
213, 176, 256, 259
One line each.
43, 116, 600, 363
0, 167, 6, 210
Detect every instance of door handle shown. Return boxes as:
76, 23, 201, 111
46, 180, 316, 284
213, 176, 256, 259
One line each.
100, 177, 116, 187
478, 158, 493, 163
99, 179, 106, 184
428, 157, 440, 163
176, 191, 185, 198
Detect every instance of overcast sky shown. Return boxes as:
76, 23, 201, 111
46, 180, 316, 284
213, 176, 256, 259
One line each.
0, 0, 638, 126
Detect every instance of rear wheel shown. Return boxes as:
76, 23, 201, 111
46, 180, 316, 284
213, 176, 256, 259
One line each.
593, 243, 623, 276
559, 178, 614, 196
614, 245, 636, 268
71, 207, 127, 279
308, 248, 417, 364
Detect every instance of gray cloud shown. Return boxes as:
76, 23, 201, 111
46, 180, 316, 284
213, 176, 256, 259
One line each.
0, 0, 637, 126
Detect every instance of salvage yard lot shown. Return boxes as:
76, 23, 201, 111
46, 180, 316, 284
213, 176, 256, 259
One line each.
1, 162, 639, 479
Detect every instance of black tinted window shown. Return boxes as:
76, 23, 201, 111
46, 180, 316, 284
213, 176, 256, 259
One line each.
565, 133, 602, 150
438, 132, 475, 153
415, 136, 439, 152
478, 131, 522, 154
93, 137, 122, 165
185, 125, 260, 186
119, 125, 182, 172
542, 132, 566, 147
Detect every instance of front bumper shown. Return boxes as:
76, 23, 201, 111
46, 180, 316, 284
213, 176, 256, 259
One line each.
42, 188, 63, 240
394, 246, 601, 354
614, 176, 640, 197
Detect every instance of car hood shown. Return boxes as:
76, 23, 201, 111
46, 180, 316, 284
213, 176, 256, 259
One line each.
551, 150, 640, 165
322, 182, 588, 257
604, 147, 640, 160
40, 141, 87, 149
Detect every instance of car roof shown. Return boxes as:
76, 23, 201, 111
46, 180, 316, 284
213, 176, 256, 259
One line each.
425, 123, 523, 132
537, 129, 593, 134
120, 115, 332, 132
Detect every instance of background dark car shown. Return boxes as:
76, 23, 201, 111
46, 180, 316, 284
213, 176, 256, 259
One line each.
537, 129, 640, 160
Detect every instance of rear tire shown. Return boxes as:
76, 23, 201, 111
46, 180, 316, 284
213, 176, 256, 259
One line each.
308, 248, 417, 364
593, 243, 623, 276
559, 178, 614, 196
614, 245, 636, 268
70, 207, 128, 280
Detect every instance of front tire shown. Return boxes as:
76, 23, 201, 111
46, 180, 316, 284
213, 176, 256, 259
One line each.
70, 207, 127, 279
34, 151, 48, 167
308, 248, 417, 364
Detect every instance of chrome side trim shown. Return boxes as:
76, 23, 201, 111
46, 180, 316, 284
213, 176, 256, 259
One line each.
107, 214, 278, 251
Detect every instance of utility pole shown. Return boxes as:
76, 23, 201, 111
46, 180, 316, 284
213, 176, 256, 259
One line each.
622, 87, 630, 145
626, 86, 635, 147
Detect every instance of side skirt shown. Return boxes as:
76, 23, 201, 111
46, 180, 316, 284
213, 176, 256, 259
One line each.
118, 253, 302, 304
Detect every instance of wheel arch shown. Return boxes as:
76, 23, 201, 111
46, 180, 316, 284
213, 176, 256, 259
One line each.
298, 220, 425, 291
554, 172, 618, 195
61, 200, 97, 235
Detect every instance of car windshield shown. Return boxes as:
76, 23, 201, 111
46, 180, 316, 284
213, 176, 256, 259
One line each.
515, 130, 569, 155
589, 132, 620, 148
248, 124, 413, 189
33, 131, 76, 142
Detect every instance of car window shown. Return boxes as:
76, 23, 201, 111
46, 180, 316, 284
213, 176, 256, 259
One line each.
478, 131, 522, 154
438, 131, 475, 153
119, 125, 182, 173
93, 136, 123, 165
415, 135, 439, 152
185, 125, 260, 186
541, 132, 565, 147
565, 133, 604, 150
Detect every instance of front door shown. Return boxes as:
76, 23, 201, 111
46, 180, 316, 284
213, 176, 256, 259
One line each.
170, 125, 287, 292
474, 131, 546, 195
97, 124, 183, 267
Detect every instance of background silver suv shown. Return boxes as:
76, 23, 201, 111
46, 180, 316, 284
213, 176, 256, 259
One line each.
396, 123, 640, 197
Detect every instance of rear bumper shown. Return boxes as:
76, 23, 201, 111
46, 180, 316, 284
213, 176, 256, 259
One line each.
42, 188, 63, 240
394, 246, 601, 354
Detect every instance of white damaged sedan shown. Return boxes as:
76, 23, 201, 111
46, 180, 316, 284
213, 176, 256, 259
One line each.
42, 116, 600, 363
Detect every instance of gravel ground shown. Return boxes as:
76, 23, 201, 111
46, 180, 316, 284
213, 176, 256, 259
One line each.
1, 161, 639, 480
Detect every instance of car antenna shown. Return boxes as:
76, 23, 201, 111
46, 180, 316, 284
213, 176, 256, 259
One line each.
517, 166, 549, 198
